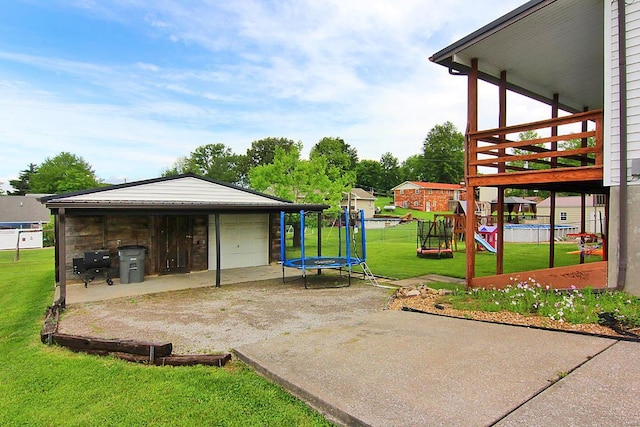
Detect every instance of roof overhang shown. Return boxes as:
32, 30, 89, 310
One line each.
42, 174, 330, 214
430, 0, 604, 112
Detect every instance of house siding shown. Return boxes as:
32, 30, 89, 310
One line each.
605, 0, 640, 186
393, 189, 456, 212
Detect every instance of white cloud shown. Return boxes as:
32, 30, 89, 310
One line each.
0, 0, 542, 192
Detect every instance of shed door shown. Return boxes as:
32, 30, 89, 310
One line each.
158, 215, 192, 274
208, 214, 269, 270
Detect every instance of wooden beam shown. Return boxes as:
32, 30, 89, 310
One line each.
550, 192, 556, 268
469, 109, 602, 139
469, 262, 607, 290
497, 187, 504, 275
472, 146, 599, 167
466, 58, 479, 287
497, 70, 506, 275
549, 95, 559, 268
467, 166, 603, 187
474, 130, 596, 153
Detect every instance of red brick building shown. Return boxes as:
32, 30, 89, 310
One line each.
391, 181, 465, 212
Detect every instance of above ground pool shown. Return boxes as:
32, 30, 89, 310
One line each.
502, 223, 578, 243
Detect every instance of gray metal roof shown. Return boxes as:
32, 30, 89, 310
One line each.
41, 174, 329, 212
0, 196, 51, 223
430, 0, 603, 112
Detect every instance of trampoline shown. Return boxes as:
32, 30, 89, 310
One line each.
280, 209, 366, 288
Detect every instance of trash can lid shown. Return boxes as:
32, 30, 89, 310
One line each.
117, 245, 147, 250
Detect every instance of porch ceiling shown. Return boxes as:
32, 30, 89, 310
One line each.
430, 0, 603, 112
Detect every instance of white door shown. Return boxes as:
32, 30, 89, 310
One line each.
208, 214, 269, 269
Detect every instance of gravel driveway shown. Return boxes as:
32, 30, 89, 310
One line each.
58, 276, 394, 354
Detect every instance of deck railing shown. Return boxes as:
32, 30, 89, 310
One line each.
466, 109, 603, 187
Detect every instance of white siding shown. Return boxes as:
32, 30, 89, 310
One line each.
606, 1, 640, 186
0, 229, 43, 250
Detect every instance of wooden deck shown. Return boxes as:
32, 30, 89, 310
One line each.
467, 110, 603, 192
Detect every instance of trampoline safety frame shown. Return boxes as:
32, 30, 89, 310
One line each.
280, 209, 367, 288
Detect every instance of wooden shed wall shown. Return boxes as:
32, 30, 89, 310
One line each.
62, 214, 208, 282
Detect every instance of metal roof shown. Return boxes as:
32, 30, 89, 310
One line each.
0, 196, 51, 223
430, 0, 603, 112
391, 181, 465, 191
41, 174, 329, 212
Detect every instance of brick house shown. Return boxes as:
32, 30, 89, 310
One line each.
391, 181, 464, 212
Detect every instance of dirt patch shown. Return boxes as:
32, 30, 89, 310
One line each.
58, 276, 394, 354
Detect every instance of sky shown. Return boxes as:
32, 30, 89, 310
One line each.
0, 0, 549, 191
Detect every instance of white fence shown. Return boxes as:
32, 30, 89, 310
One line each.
0, 229, 43, 250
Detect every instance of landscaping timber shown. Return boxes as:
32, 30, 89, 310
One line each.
51, 333, 173, 357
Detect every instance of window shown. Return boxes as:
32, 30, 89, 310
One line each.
560, 212, 567, 221
415, 189, 419, 194
440, 189, 444, 194
402, 201, 408, 208
400, 189, 404, 194
428, 189, 433, 194
413, 201, 419, 207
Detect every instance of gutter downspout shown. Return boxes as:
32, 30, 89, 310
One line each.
617, 0, 628, 290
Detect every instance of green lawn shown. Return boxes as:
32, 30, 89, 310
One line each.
0, 249, 332, 427
286, 221, 598, 281
2, 230, 604, 425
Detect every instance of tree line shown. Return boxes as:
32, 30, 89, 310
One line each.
3, 122, 465, 205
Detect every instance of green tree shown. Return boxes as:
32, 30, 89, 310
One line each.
249, 143, 353, 210
379, 152, 400, 193
30, 152, 100, 194
163, 143, 244, 185
9, 163, 38, 195
422, 122, 464, 184
309, 137, 358, 174
239, 137, 297, 185
399, 154, 426, 182
162, 156, 194, 176
356, 160, 383, 193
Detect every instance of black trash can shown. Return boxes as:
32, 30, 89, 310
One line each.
118, 245, 146, 284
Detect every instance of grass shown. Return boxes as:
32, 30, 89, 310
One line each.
0, 248, 332, 427
287, 221, 601, 280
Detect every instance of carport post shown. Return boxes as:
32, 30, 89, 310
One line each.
57, 208, 67, 308
317, 211, 322, 276
215, 212, 221, 287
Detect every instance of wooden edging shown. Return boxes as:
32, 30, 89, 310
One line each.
40, 304, 231, 367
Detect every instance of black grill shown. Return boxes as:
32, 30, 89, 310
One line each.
73, 250, 114, 287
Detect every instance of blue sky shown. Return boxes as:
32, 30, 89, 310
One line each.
0, 0, 544, 190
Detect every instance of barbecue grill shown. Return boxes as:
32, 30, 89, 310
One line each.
73, 250, 114, 287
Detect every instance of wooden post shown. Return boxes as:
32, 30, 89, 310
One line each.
497, 70, 507, 275
579, 107, 588, 264
57, 208, 67, 308
215, 212, 221, 287
549, 94, 559, 268
466, 58, 479, 287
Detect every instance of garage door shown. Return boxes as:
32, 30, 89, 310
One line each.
208, 213, 269, 269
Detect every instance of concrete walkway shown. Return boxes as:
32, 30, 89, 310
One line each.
235, 310, 640, 427
61, 265, 301, 304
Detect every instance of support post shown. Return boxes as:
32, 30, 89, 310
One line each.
497, 70, 507, 275
466, 58, 479, 286
57, 208, 67, 308
549, 94, 559, 268
215, 212, 221, 287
